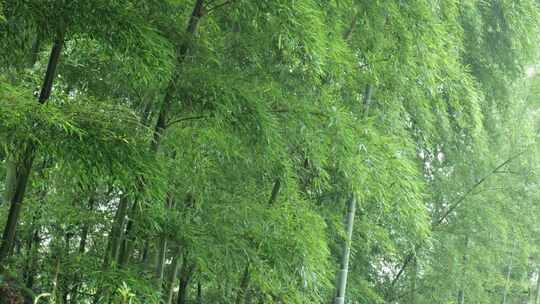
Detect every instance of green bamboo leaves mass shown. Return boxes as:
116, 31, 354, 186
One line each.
1, 0, 540, 303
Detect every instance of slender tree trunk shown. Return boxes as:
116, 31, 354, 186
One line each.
14, 239, 22, 255
457, 289, 465, 304
268, 178, 281, 205
332, 195, 356, 304
118, 200, 138, 266
155, 238, 168, 289
141, 240, 150, 264
156, 192, 175, 287
177, 257, 196, 304
332, 83, 369, 304
118, 0, 206, 265
59, 232, 72, 303
362, 85, 373, 117
177, 276, 190, 304
535, 266, 540, 304
502, 238, 517, 304
197, 280, 202, 304
70, 197, 95, 304
94, 196, 129, 303
458, 236, 470, 304
38, 31, 64, 104
332, 29, 366, 304
236, 263, 250, 304
79, 196, 95, 254
22, 161, 47, 298
22, 204, 39, 276
0, 31, 64, 264
104, 196, 129, 267
24, 227, 39, 288
165, 253, 182, 304
342, 11, 359, 41
525, 264, 533, 304
51, 254, 61, 304
0, 146, 35, 263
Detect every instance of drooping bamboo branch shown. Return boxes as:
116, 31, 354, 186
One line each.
165, 115, 207, 128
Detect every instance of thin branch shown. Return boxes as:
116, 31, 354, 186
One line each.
434, 151, 525, 226
166, 115, 207, 128
389, 151, 525, 288
166, 107, 327, 128
270, 108, 329, 118
343, 11, 359, 41
390, 253, 414, 287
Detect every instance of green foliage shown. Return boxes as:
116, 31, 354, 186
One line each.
1, 0, 540, 303
0, 79, 154, 184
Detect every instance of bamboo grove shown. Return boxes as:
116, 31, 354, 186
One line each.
2, 0, 540, 303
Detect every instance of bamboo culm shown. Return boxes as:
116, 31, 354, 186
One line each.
332, 195, 356, 304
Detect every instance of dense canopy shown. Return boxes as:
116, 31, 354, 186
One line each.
1, 1, 540, 303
